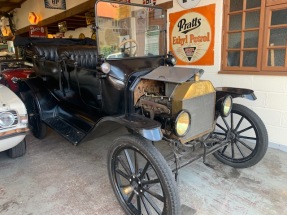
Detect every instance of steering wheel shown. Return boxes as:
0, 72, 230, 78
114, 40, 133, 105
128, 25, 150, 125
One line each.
119, 39, 138, 57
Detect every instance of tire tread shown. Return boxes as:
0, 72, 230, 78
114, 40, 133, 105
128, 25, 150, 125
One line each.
7, 139, 26, 158
214, 103, 268, 168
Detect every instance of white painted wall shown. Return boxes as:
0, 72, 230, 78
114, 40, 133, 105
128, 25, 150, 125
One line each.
64, 26, 93, 39
14, 0, 89, 30
13, 0, 287, 150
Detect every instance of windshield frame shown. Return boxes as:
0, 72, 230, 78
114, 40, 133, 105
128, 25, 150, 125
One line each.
95, 0, 167, 59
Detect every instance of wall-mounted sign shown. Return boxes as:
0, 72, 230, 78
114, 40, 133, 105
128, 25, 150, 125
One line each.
58, 21, 67, 33
1, 26, 12, 37
169, 4, 215, 65
28, 12, 40, 25
85, 12, 95, 25
145, 26, 160, 55
143, 0, 156, 6
177, 0, 201, 9
29, 26, 47, 38
44, 0, 66, 10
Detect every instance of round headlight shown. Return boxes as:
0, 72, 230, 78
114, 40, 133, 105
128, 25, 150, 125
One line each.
221, 96, 233, 117
100, 62, 111, 74
170, 57, 177, 66
174, 110, 191, 137
165, 52, 177, 66
165, 56, 177, 66
0, 112, 15, 127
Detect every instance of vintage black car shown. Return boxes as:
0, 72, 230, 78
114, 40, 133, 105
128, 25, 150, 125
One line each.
18, 1, 268, 214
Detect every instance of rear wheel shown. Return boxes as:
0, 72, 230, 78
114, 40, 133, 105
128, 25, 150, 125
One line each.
20, 90, 47, 139
108, 134, 180, 215
213, 104, 268, 168
7, 139, 26, 158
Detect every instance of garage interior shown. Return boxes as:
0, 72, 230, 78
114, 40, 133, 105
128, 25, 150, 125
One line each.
1, 0, 287, 215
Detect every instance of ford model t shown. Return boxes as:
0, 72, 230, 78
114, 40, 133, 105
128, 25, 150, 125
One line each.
18, 1, 268, 214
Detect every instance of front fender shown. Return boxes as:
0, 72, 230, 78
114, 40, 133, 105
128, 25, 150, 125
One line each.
216, 87, 257, 101
215, 87, 256, 117
84, 114, 163, 142
19, 77, 58, 120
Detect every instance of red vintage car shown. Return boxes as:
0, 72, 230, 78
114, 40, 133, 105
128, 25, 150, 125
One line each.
0, 59, 34, 93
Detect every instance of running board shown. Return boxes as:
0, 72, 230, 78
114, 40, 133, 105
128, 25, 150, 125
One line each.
44, 117, 86, 145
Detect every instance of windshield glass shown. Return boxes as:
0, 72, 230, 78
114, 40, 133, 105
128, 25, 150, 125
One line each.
96, 1, 166, 59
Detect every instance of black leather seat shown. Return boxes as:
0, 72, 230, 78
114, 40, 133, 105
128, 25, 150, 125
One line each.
56, 46, 100, 108
32, 44, 61, 61
57, 46, 98, 69
30, 44, 63, 77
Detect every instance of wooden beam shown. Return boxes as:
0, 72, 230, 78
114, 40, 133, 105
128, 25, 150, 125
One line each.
158, 1, 173, 10
64, 18, 88, 22
16, 0, 95, 35
0, 3, 22, 7
16, 26, 29, 35
74, 15, 88, 19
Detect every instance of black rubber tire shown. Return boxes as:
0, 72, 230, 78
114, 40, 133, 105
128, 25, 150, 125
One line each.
213, 104, 268, 168
7, 139, 26, 158
20, 90, 47, 139
107, 134, 180, 215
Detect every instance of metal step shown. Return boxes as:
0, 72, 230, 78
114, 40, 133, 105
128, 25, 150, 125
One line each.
44, 117, 86, 145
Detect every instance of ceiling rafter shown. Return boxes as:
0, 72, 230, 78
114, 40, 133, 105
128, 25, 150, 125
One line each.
15, 0, 173, 35
0, 0, 27, 15
0, 2, 22, 7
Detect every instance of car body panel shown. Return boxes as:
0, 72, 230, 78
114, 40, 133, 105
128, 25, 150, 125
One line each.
0, 134, 26, 152
216, 87, 256, 101
0, 84, 29, 154
142, 66, 204, 83
0, 68, 34, 92
0, 59, 34, 93
0, 84, 27, 114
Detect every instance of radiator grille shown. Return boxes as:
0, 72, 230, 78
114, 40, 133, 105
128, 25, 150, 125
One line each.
180, 92, 215, 143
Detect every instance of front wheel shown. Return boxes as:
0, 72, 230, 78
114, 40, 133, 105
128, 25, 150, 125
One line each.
213, 104, 268, 168
107, 134, 180, 215
20, 90, 47, 139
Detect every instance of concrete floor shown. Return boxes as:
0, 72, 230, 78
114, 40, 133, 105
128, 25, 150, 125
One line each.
0, 127, 287, 215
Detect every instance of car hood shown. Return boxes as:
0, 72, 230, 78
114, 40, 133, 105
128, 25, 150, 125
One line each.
0, 85, 27, 114
142, 66, 204, 83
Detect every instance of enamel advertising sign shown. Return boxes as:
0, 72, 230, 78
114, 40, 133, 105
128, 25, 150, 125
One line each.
177, 0, 201, 9
169, 4, 215, 65
29, 26, 47, 38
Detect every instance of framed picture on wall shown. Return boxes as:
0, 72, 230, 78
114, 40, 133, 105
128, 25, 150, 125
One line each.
44, 0, 66, 10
